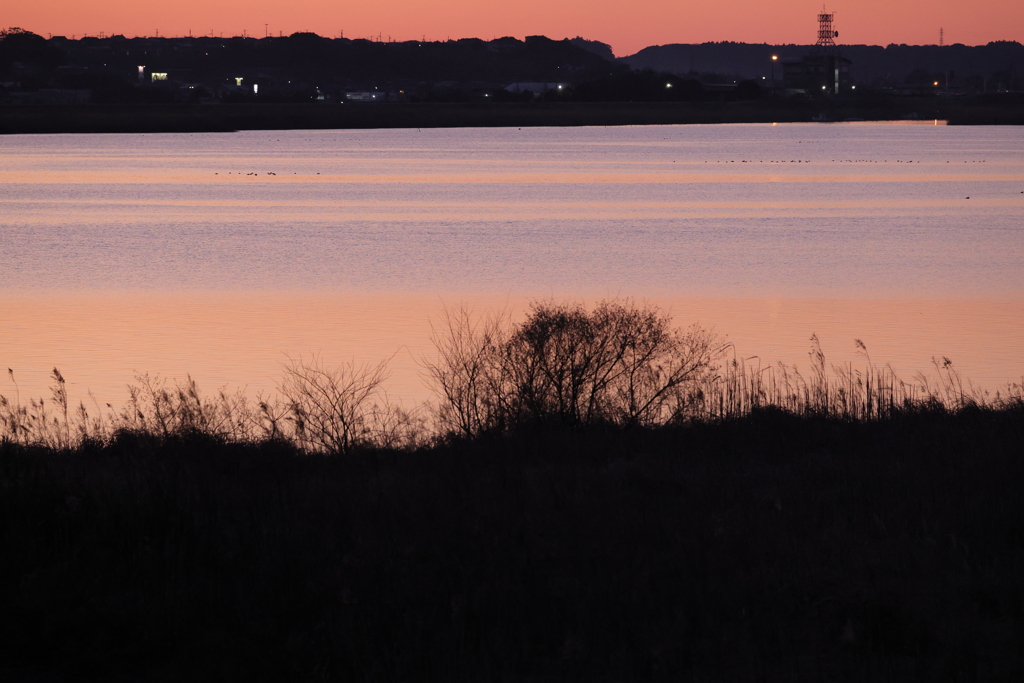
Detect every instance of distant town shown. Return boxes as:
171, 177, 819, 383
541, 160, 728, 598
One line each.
2, 20, 1022, 108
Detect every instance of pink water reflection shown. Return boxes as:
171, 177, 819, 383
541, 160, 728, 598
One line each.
3, 292, 1021, 409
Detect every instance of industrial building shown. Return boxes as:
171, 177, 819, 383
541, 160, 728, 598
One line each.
783, 10, 853, 95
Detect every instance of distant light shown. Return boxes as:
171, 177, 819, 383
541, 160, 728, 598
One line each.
137, 65, 145, 74
666, 83, 672, 88
822, 86, 826, 90
253, 83, 258, 94
933, 81, 939, 86
771, 55, 778, 61
557, 85, 563, 90
852, 85, 856, 90
235, 77, 243, 86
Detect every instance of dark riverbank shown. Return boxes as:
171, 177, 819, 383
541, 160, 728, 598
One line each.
3, 96, 1023, 134
2, 405, 1023, 681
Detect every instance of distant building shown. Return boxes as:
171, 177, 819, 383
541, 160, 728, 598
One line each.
782, 54, 852, 95
782, 9, 853, 95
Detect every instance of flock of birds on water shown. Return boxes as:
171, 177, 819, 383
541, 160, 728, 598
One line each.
214, 159, 996, 176
212, 161, 1023, 201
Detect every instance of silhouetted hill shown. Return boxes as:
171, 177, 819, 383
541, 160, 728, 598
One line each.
569, 37, 616, 61
620, 41, 1024, 89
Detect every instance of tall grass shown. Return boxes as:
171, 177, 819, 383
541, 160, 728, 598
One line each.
694, 336, 1011, 421
1, 361, 422, 453
423, 299, 1022, 434
3, 299, 1021, 450
3, 299, 1023, 681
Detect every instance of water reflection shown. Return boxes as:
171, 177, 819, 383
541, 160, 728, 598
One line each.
2, 292, 1020, 407
1, 125, 1021, 406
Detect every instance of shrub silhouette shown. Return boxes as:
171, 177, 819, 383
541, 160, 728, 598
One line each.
426, 300, 723, 435
278, 355, 422, 454
3, 299, 1022, 450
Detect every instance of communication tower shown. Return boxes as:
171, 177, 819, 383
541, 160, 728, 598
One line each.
939, 27, 944, 46
816, 8, 838, 47
783, 7, 852, 96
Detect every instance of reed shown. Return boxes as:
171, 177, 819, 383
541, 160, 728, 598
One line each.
3, 299, 1021, 451
2, 387, 1022, 681
422, 299, 1021, 436
2, 300, 1023, 681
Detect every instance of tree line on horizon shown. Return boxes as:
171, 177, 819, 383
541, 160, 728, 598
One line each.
3, 27, 1021, 105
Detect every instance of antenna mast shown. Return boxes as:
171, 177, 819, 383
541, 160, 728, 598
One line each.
816, 7, 838, 47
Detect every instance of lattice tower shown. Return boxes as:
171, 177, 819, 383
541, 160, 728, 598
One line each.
817, 9, 838, 47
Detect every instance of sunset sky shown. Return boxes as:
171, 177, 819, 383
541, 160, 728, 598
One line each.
4, 0, 1022, 56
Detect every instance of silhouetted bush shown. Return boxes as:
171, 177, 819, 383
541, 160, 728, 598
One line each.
0, 28, 66, 70
3, 300, 1024, 680
426, 300, 721, 435
4, 299, 1022, 452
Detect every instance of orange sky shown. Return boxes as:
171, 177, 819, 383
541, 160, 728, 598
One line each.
4, 0, 1022, 56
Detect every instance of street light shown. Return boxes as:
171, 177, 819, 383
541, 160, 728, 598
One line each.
771, 55, 778, 96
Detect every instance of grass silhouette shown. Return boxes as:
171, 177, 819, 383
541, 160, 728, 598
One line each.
4, 300, 1019, 451
1, 299, 1022, 681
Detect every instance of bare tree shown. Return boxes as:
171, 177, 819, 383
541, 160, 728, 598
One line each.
425, 299, 724, 434
279, 355, 394, 454
505, 301, 722, 427
424, 305, 511, 437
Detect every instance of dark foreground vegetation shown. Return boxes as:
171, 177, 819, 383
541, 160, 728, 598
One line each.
3, 408, 1023, 681
3, 301, 1023, 681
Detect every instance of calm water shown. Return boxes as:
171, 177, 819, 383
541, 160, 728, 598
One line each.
2, 123, 1023, 404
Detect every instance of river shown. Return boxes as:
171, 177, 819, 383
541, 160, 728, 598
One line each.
2, 122, 1022, 406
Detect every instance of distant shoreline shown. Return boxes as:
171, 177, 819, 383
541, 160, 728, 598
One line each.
2, 97, 1022, 134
